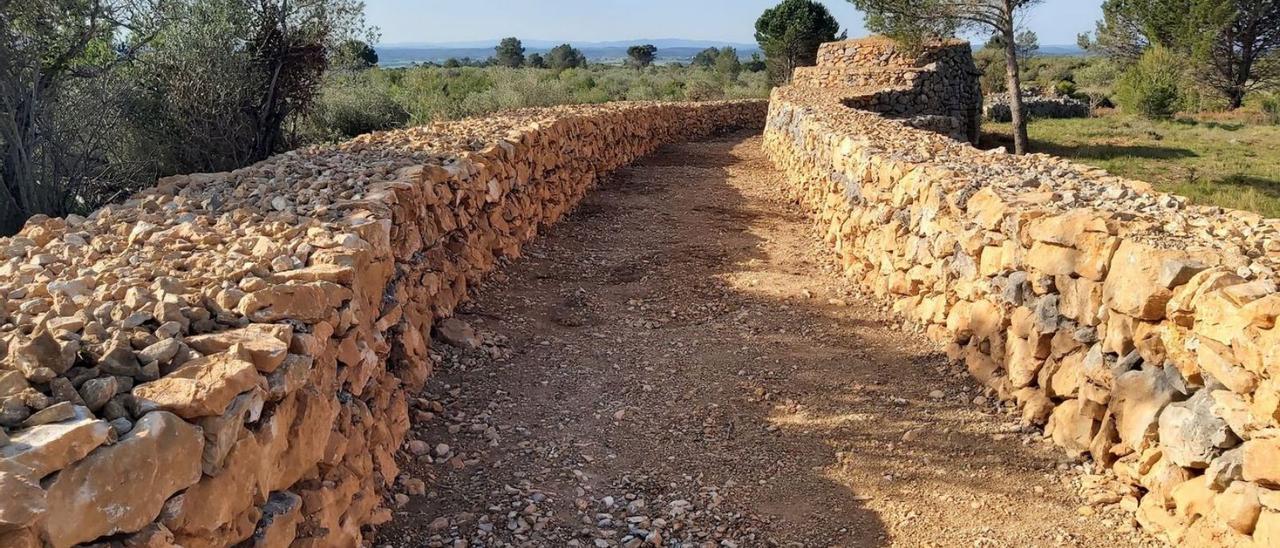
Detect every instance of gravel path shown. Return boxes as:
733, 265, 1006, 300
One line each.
376, 132, 1160, 547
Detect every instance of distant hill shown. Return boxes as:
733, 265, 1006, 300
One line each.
377, 38, 762, 67
1035, 44, 1088, 57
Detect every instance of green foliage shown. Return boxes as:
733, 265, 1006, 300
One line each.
985, 31, 1039, 60
693, 48, 720, 68
547, 44, 587, 71
626, 44, 658, 68
527, 53, 546, 69
297, 71, 408, 142
495, 37, 526, 68
296, 64, 770, 136
1074, 59, 1120, 109
1261, 93, 1280, 125
334, 39, 378, 70
755, 0, 843, 84
1083, 0, 1278, 109
745, 53, 767, 73
715, 47, 743, 82
1116, 47, 1185, 118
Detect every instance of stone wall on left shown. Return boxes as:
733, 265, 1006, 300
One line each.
0, 100, 766, 547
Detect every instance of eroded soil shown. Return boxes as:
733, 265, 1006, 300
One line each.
376, 132, 1160, 547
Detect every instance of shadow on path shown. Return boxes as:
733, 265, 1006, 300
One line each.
378, 131, 1148, 547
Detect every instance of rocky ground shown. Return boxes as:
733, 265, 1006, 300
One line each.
375, 132, 1164, 547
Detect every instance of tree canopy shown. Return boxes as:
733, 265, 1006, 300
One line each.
627, 44, 658, 68
755, 0, 843, 84
495, 37, 526, 68
335, 39, 379, 70
548, 44, 588, 71
1081, 0, 1279, 108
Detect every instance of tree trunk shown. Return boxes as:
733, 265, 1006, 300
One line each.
0, 142, 31, 234
1000, 5, 1029, 155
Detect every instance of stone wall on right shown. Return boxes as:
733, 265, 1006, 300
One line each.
792, 37, 982, 143
768, 41, 1280, 546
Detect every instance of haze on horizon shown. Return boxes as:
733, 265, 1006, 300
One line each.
367, 0, 1104, 47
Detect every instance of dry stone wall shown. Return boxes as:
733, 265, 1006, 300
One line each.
793, 38, 982, 143
767, 40, 1280, 547
0, 100, 765, 547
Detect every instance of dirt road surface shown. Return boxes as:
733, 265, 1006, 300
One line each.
376, 132, 1161, 547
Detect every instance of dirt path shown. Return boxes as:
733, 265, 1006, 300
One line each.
376, 132, 1158, 547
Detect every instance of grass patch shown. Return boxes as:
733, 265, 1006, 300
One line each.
983, 112, 1280, 217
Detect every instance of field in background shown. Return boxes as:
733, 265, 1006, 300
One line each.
298, 65, 769, 143
984, 112, 1280, 217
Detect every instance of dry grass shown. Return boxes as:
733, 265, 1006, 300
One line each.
983, 111, 1280, 217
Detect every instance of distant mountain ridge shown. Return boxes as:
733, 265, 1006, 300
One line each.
376, 39, 763, 67
373, 39, 1086, 67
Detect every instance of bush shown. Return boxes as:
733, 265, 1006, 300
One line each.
298, 73, 408, 142
295, 64, 771, 142
1262, 93, 1280, 125
1116, 47, 1184, 119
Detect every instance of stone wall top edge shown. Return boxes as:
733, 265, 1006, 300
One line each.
4, 99, 766, 242
769, 86, 1280, 275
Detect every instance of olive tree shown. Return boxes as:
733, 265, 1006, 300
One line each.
0, 0, 166, 232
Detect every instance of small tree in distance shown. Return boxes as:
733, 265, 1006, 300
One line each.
527, 53, 547, 69
548, 44, 588, 71
848, 0, 1043, 155
755, 0, 844, 85
334, 39, 379, 70
627, 44, 658, 69
495, 37, 526, 68
716, 47, 743, 82
693, 47, 720, 68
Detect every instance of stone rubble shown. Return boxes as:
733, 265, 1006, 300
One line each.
0, 100, 764, 546
766, 36, 1280, 547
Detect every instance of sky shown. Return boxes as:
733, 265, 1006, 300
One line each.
366, 0, 1105, 46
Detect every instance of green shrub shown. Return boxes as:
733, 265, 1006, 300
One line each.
298, 73, 408, 143
1262, 93, 1280, 125
1116, 47, 1184, 119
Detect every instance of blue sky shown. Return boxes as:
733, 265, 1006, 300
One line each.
366, 0, 1104, 46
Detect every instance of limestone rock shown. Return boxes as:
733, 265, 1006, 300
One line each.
132, 351, 264, 419
247, 491, 303, 548
42, 411, 203, 547
1109, 366, 1182, 452
198, 388, 265, 476
437, 317, 480, 348
9, 329, 74, 379
0, 371, 31, 398
0, 406, 111, 479
1243, 438, 1280, 487
238, 282, 352, 323
0, 470, 46, 532
20, 401, 77, 428
1157, 390, 1239, 469
185, 324, 292, 373
1104, 241, 1207, 321
1216, 481, 1263, 535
